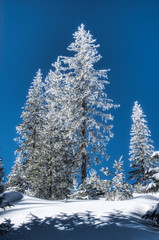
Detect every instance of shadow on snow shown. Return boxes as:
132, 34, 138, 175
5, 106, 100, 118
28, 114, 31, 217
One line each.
1, 211, 159, 240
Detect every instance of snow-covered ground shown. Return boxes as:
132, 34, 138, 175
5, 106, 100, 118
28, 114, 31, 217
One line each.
1, 192, 159, 240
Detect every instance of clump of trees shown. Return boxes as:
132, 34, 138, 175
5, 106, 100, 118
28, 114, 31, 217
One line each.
6, 25, 159, 201
7, 24, 118, 200
70, 156, 132, 201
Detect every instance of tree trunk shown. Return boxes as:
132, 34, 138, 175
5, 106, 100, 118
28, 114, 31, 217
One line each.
81, 147, 86, 183
81, 97, 87, 183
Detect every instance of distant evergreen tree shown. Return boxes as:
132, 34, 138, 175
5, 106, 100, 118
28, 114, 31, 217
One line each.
102, 156, 132, 200
128, 101, 154, 187
61, 24, 119, 182
7, 70, 45, 195
0, 157, 4, 193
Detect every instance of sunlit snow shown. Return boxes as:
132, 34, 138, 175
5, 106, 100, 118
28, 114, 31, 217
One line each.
1, 191, 159, 239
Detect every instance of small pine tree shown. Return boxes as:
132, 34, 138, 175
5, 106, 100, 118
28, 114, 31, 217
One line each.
146, 167, 159, 192
101, 156, 132, 200
128, 101, 154, 188
146, 152, 159, 192
71, 170, 105, 199
7, 155, 28, 193
150, 151, 159, 167
0, 157, 4, 194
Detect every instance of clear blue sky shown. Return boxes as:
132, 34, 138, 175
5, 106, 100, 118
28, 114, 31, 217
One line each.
1, 0, 159, 180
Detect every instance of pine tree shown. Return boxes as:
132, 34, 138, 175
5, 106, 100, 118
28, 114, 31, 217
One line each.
80, 169, 105, 199
101, 156, 132, 200
7, 155, 27, 192
61, 24, 119, 182
0, 157, 4, 194
146, 152, 159, 192
71, 169, 105, 199
7, 70, 45, 195
41, 58, 75, 199
128, 101, 154, 187
146, 167, 159, 192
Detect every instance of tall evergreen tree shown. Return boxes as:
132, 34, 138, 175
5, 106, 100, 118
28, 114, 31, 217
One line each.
7, 70, 45, 195
41, 58, 75, 199
0, 157, 4, 193
128, 101, 154, 187
61, 24, 118, 182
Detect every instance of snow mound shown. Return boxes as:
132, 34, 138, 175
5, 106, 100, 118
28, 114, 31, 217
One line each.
0, 191, 23, 203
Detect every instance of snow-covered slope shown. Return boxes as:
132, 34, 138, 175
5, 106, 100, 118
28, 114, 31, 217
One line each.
1, 192, 159, 240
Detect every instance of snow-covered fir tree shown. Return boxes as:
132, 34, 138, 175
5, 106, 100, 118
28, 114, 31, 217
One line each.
60, 24, 119, 182
7, 155, 27, 193
146, 167, 159, 192
41, 58, 76, 199
128, 101, 154, 188
101, 156, 132, 200
7, 70, 45, 196
71, 169, 105, 199
146, 151, 159, 192
150, 151, 159, 166
0, 157, 4, 193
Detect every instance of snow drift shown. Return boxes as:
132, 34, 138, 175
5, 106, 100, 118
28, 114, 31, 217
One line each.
0, 191, 159, 240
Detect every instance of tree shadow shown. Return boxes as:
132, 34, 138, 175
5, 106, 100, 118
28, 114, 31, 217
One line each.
2, 210, 159, 240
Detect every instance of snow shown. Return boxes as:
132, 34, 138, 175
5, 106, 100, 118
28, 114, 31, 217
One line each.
0, 191, 23, 203
1, 191, 159, 239
0, 191, 23, 209
147, 182, 156, 190
152, 151, 159, 158
153, 173, 159, 181
149, 167, 159, 173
